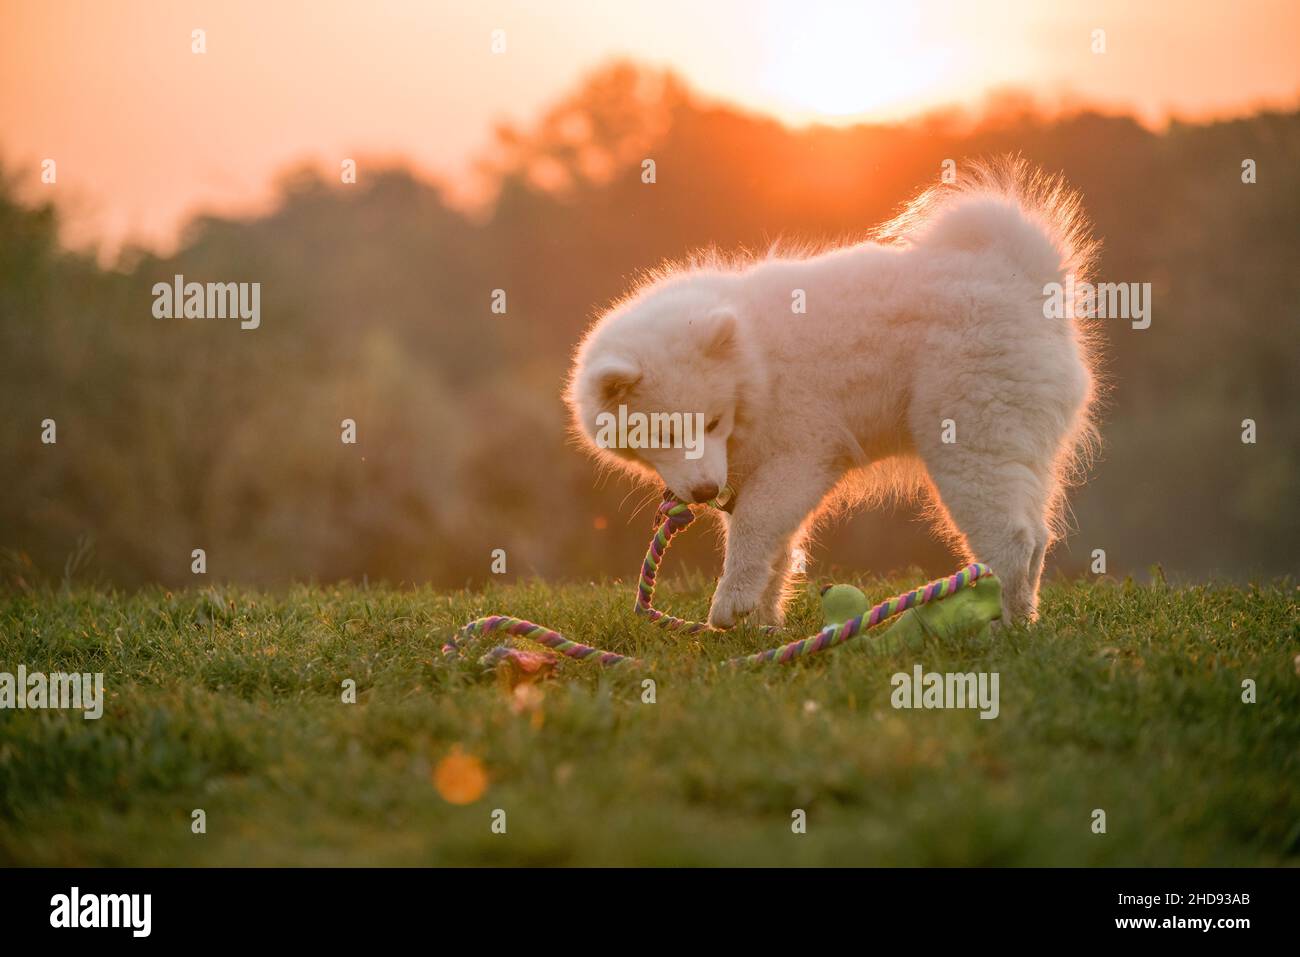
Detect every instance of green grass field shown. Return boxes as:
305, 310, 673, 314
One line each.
0, 573, 1296, 866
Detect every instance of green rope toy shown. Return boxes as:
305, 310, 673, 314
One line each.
444, 487, 1001, 671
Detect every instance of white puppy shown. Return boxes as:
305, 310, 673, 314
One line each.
566, 159, 1100, 628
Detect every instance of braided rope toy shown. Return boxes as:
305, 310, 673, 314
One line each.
444, 487, 994, 670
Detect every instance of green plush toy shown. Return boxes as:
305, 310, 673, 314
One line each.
820, 576, 1003, 652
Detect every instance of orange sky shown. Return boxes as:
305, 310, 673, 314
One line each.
2, 0, 1297, 259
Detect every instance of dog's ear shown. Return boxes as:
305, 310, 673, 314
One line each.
699, 307, 737, 359
592, 357, 641, 408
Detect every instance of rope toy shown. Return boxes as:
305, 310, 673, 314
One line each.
443, 487, 996, 671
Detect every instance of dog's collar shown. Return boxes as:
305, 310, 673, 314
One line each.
715, 485, 737, 513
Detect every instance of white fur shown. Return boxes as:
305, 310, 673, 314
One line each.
565, 159, 1101, 628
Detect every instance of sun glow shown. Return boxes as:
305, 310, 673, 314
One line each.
759, 2, 949, 119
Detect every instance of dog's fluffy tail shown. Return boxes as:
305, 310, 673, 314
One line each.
873, 156, 1099, 286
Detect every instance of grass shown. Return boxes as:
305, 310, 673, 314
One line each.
0, 571, 1296, 866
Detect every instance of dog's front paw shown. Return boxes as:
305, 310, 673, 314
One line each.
752, 599, 786, 628
708, 584, 758, 630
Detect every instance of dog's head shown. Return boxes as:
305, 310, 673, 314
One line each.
565, 281, 744, 504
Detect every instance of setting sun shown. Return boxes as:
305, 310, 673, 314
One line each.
759, 3, 948, 118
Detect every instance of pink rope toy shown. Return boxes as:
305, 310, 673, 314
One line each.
444, 487, 992, 669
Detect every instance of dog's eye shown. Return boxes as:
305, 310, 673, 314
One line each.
706, 416, 721, 433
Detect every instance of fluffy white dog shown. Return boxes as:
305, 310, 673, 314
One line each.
566, 159, 1100, 628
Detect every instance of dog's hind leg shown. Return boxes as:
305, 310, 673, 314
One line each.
913, 410, 1060, 623
909, 323, 1090, 624
925, 454, 1052, 623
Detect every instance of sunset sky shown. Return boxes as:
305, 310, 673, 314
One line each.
2, 0, 1297, 258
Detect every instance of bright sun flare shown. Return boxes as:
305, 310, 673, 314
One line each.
760, 3, 947, 118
